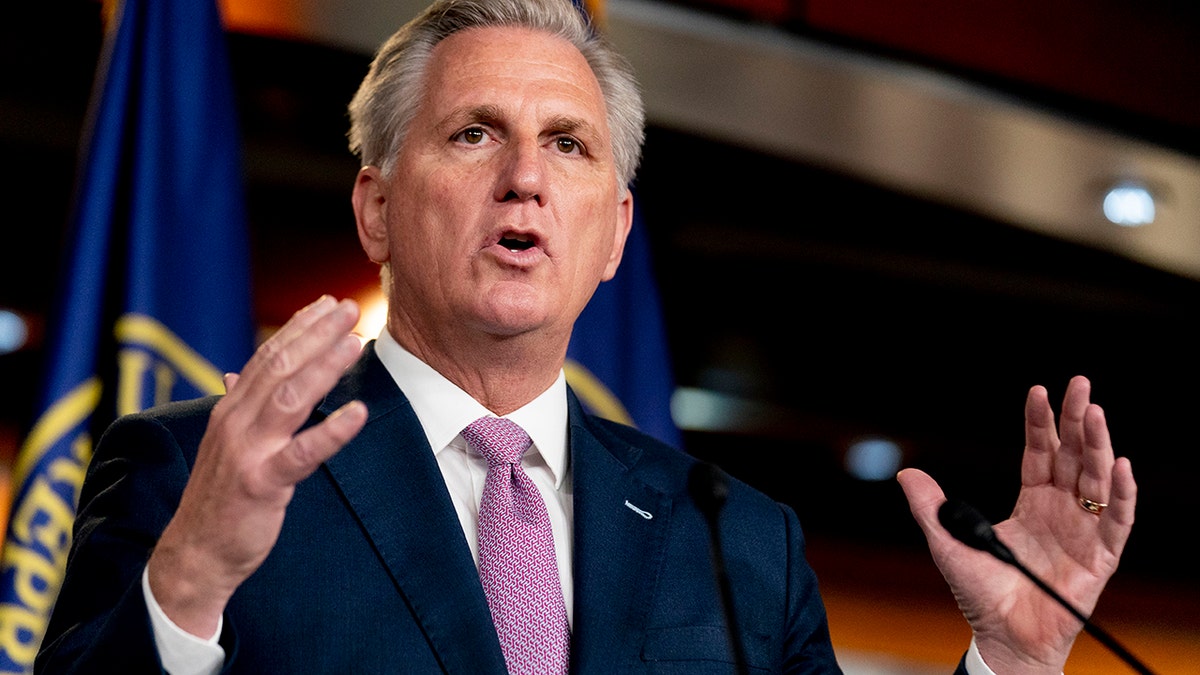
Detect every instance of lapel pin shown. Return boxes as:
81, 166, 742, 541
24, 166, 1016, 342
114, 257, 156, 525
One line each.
624, 500, 653, 520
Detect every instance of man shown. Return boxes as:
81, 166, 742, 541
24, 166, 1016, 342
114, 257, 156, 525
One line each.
37, 0, 1136, 672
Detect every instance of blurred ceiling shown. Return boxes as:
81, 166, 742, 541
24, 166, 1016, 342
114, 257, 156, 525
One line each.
2, 0, 1199, 607
220, 0, 1200, 280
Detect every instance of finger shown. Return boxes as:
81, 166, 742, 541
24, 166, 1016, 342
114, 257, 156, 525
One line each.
223, 372, 239, 394
1099, 456, 1136, 556
1076, 403, 1115, 508
234, 299, 360, 431
268, 332, 363, 418
267, 400, 368, 486
1051, 375, 1091, 491
1021, 384, 1057, 487
234, 296, 345, 395
272, 295, 344, 344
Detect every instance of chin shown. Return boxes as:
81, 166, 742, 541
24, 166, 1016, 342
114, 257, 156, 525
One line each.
469, 306, 546, 338
475, 287, 550, 328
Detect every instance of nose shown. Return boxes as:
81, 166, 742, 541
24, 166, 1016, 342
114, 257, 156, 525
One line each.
495, 138, 545, 206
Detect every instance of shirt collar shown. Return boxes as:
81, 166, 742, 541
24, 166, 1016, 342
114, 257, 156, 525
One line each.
372, 329, 570, 488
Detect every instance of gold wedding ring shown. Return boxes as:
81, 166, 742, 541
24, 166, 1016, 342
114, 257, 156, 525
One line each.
1078, 496, 1108, 515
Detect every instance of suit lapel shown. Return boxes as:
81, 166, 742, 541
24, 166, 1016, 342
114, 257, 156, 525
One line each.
319, 346, 507, 675
313, 351, 676, 673
568, 392, 675, 674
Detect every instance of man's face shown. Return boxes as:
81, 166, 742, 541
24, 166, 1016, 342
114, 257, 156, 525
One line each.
355, 25, 632, 349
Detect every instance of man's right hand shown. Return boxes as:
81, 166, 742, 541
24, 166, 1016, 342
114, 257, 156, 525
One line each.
147, 296, 369, 638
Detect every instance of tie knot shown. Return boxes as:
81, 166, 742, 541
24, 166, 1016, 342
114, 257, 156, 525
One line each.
462, 416, 532, 466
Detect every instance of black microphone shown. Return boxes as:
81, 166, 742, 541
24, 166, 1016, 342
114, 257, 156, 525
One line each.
688, 462, 749, 675
938, 499, 1158, 675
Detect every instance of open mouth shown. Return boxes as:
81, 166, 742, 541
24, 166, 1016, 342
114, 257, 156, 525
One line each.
499, 233, 535, 251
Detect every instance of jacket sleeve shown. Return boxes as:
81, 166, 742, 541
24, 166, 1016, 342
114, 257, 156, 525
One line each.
35, 403, 230, 674
777, 502, 842, 674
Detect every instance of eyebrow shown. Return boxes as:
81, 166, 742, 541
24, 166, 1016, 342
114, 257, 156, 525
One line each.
544, 114, 599, 140
439, 104, 505, 133
440, 105, 603, 143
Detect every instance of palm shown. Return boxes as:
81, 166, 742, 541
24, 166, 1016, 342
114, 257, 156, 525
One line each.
899, 376, 1136, 674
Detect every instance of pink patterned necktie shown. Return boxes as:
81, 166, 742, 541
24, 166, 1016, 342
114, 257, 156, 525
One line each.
462, 416, 570, 675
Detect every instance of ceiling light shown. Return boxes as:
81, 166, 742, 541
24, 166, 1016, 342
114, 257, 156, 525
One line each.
1102, 182, 1155, 226
844, 436, 902, 482
0, 309, 29, 354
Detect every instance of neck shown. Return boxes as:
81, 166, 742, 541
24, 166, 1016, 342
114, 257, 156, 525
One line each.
391, 324, 568, 416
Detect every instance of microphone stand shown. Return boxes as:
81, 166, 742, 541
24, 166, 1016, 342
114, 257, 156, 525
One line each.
689, 462, 749, 675
938, 499, 1158, 675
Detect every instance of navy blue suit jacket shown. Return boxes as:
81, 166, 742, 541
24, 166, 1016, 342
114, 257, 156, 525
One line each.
38, 345, 844, 673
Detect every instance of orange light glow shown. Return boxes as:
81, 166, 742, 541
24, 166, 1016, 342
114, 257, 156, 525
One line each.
353, 286, 388, 344
220, 0, 305, 39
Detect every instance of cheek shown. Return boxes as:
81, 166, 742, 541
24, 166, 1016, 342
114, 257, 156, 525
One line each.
568, 216, 621, 283
419, 170, 487, 235
579, 196, 622, 253
392, 174, 467, 244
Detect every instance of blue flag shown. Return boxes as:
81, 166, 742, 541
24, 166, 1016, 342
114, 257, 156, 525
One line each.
0, 0, 254, 670
566, 194, 682, 448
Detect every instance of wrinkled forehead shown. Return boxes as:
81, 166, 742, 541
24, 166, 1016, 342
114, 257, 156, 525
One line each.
419, 25, 609, 130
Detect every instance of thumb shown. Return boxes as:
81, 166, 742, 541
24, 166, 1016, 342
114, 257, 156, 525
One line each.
897, 467, 948, 542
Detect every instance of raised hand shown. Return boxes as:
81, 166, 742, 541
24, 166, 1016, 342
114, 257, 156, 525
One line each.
146, 296, 369, 638
899, 375, 1137, 674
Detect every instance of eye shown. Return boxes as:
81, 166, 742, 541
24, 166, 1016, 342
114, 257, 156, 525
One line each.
454, 127, 488, 145
554, 137, 581, 154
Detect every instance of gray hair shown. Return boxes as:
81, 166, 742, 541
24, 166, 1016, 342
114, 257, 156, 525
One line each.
346, 0, 645, 188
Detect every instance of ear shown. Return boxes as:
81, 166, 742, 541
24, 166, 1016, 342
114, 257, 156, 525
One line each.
600, 187, 635, 281
352, 166, 390, 264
